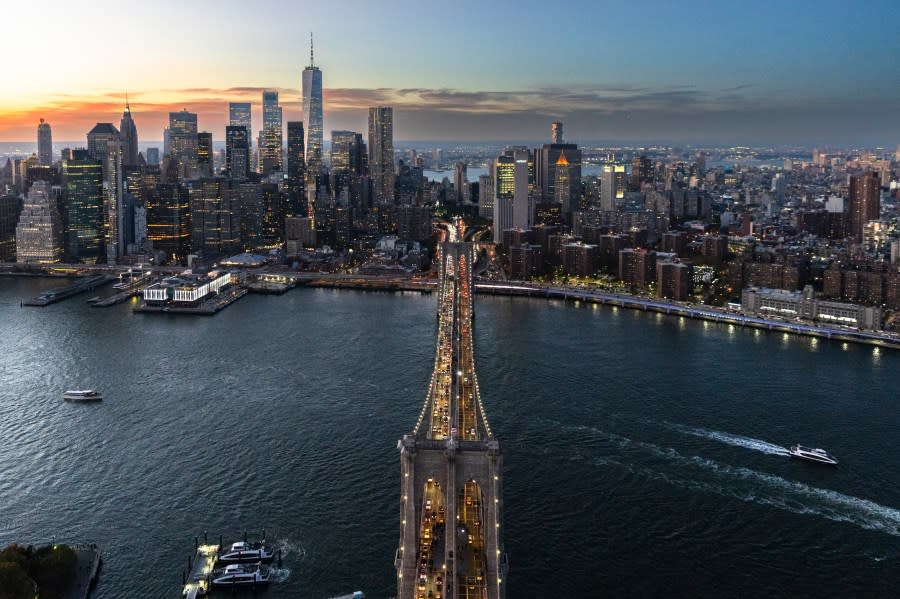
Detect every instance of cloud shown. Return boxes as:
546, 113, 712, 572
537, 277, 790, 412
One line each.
0, 84, 895, 146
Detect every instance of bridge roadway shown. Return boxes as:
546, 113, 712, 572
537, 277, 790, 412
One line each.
397, 236, 506, 599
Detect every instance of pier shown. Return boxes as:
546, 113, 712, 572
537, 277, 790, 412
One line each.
134, 287, 248, 315
23, 275, 114, 306
64, 544, 101, 599
181, 541, 219, 598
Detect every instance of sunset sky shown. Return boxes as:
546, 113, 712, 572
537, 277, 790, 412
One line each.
1, 0, 897, 145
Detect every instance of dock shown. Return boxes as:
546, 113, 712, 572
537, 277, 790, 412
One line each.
92, 289, 141, 307
181, 543, 219, 598
64, 544, 101, 599
23, 275, 114, 306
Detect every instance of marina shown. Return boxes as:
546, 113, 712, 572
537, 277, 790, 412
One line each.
180, 533, 281, 597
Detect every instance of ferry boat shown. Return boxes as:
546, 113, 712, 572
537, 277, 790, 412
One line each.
788, 444, 838, 466
209, 563, 270, 588
217, 541, 274, 564
63, 390, 103, 402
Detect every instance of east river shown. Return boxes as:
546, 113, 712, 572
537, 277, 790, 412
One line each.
0, 277, 898, 597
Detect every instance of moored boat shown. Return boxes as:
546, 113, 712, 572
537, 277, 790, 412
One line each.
789, 444, 838, 465
209, 563, 270, 588
63, 389, 103, 402
217, 541, 274, 564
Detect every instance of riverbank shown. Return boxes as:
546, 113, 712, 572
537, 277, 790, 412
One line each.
293, 275, 900, 351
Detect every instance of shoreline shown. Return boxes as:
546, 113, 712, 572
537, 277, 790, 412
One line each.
298, 277, 900, 351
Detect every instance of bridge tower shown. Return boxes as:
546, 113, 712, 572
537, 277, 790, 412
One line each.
397, 238, 507, 599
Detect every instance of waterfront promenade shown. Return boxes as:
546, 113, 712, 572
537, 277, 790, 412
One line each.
3, 263, 897, 350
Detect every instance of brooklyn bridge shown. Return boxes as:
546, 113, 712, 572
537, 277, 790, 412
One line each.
396, 227, 507, 599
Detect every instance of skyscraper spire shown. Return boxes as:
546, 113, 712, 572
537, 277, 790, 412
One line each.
125, 90, 130, 112
309, 32, 314, 67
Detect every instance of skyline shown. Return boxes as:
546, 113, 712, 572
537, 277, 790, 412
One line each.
0, 0, 898, 145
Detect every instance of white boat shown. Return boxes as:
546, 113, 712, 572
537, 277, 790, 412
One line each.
789, 444, 838, 466
217, 541, 274, 564
209, 563, 270, 588
63, 390, 103, 402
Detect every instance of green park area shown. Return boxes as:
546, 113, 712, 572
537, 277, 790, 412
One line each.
0, 544, 77, 599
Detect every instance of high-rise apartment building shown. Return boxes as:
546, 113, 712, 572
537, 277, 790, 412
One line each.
119, 101, 139, 166
551, 121, 563, 144
259, 91, 282, 175
454, 162, 469, 204
286, 122, 306, 216
63, 150, 104, 263
37, 119, 52, 165
225, 126, 250, 181
229, 102, 252, 153
302, 36, 324, 182
368, 106, 395, 206
15, 180, 62, 263
0, 194, 20, 261
168, 110, 198, 180
848, 171, 880, 243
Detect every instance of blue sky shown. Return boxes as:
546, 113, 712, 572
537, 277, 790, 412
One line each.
1, 0, 897, 145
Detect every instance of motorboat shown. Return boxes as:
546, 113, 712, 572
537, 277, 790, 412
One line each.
209, 563, 270, 588
217, 541, 275, 564
788, 444, 838, 466
63, 390, 103, 402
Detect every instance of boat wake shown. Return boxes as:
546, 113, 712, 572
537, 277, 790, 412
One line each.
272, 538, 307, 562
563, 422, 900, 537
267, 566, 291, 583
665, 422, 791, 456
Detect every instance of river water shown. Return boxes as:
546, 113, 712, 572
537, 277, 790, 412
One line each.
0, 277, 897, 597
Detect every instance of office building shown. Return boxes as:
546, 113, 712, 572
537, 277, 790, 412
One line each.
63, 150, 104, 262
478, 173, 494, 219
87, 123, 120, 180
15, 181, 62, 263
601, 164, 626, 212
848, 171, 880, 243
0, 194, 20, 261
146, 148, 159, 165
368, 106, 395, 206
302, 35, 324, 181
120, 101, 139, 166
168, 110, 198, 180
630, 155, 652, 190
147, 182, 190, 262
189, 178, 241, 256
37, 119, 52, 165
286, 122, 306, 216
197, 132, 213, 177
229, 102, 252, 152
259, 90, 282, 174
225, 126, 250, 181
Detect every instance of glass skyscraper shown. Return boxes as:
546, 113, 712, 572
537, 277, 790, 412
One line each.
229, 102, 252, 150
302, 36, 324, 184
37, 119, 52, 166
260, 91, 282, 175
63, 150, 104, 263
